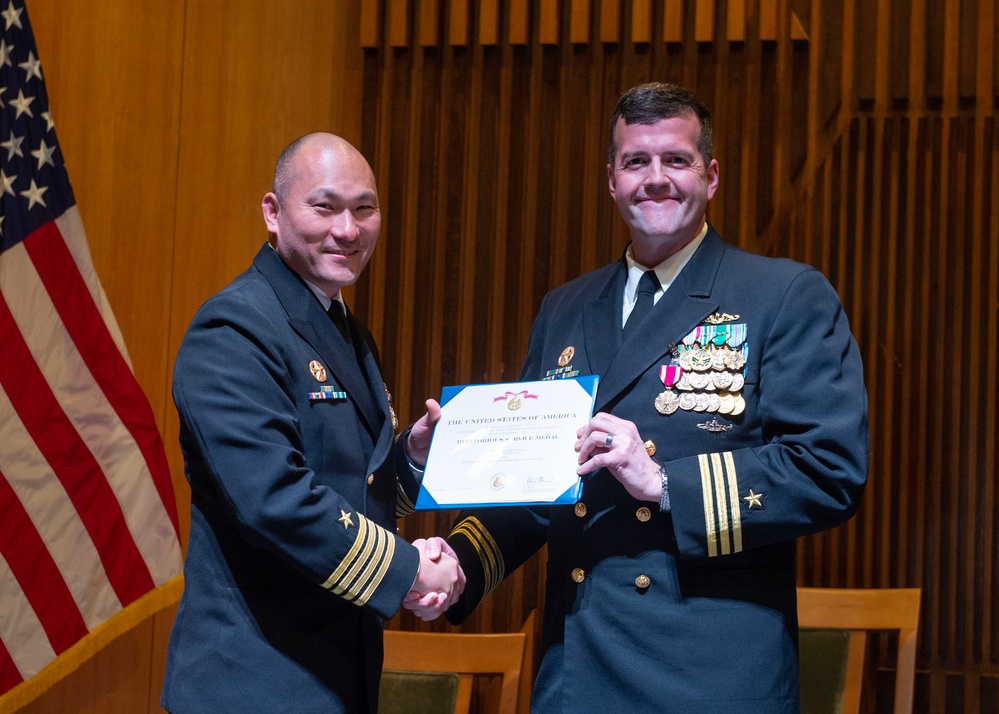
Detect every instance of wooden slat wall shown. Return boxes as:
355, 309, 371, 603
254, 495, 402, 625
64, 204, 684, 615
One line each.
358, 2, 999, 713
10, 0, 997, 712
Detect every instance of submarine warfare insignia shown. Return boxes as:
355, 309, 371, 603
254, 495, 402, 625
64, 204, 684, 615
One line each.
697, 417, 734, 433
704, 312, 741, 325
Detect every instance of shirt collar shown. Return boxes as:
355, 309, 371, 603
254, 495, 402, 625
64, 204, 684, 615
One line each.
302, 278, 345, 313
624, 221, 709, 303
266, 242, 345, 313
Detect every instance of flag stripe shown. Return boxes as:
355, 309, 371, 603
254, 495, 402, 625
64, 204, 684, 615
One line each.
0, 288, 155, 606
0, 551, 56, 685
0, 472, 87, 654
25, 219, 180, 536
3, 229, 181, 586
0, 381, 122, 630
0, 615, 25, 693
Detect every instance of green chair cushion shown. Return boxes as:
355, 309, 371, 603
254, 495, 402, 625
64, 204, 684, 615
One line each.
799, 628, 851, 714
378, 669, 461, 714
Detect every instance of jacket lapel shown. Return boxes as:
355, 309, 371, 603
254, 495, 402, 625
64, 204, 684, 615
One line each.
581, 266, 626, 380
253, 246, 386, 440
592, 230, 726, 413
344, 308, 395, 469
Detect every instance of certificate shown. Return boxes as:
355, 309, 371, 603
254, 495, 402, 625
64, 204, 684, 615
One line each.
415, 376, 599, 510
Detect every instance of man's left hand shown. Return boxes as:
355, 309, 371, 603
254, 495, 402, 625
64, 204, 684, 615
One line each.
406, 399, 442, 466
576, 413, 660, 502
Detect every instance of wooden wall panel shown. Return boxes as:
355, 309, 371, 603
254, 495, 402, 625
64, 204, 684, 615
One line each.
30, 2, 184, 440
789, 114, 999, 714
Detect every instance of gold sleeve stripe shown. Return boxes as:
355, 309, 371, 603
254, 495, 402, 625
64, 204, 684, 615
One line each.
710, 452, 731, 555
450, 521, 501, 596
450, 517, 504, 597
723, 451, 743, 553
396, 481, 416, 517
320, 514, 395, 606
356, 524, 396, 606
699, 454, 718, 558
699, 451, 744, 557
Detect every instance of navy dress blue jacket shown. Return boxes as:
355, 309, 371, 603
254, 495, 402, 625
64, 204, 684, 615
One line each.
162, 245, 420, 713
446, 228, 869, 713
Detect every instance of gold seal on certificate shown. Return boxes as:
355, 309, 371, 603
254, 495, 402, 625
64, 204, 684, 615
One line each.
415, 376, 600, 510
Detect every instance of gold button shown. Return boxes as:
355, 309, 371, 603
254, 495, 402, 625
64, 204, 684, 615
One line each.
636, 507, 651, 522
574, 502, 587, 517
644, 440, 656, 456
635, 574, 651, 589
367, 474, 374, 485
571, 568, 586, 583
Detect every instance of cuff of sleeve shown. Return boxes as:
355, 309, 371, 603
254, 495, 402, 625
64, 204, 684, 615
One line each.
319, 516, 420, 619
395, 427, 423, 517
444, 516, 504, 625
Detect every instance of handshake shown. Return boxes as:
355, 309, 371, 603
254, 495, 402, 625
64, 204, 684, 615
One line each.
405, 537, 465, 621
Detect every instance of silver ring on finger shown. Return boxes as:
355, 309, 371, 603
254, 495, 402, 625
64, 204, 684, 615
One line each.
604, 433, 614, 447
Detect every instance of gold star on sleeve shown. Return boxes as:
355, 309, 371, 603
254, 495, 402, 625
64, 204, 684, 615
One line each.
337, 509, 354, 530
743, 489, 764, 510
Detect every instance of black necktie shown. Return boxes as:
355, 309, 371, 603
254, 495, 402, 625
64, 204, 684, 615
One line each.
623, 270, 660, 340
327, 299, 352, 343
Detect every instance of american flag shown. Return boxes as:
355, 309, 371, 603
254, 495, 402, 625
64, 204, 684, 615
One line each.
0, 1, 182, 707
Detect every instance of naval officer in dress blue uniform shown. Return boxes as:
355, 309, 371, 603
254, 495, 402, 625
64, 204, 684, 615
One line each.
440, 84, 868, 713
162, 133, 462, 714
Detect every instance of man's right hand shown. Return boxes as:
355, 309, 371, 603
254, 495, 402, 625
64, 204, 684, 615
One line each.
404, 537, 465, 621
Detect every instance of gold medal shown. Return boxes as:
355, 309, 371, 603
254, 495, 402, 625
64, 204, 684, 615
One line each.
712, 371, 734, 390
688, 372, 711, 390
558, 346, 575, 367
679, 393, 697, 411
655, 389, 680, 415
689, 348, 712, 372
730, 373, 745, 392
308, 360, 327, 382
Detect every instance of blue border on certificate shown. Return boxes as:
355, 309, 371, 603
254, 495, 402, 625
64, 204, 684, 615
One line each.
415, 375, 599, 510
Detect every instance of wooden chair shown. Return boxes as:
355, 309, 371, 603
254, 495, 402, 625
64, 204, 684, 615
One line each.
797, 587, 922, 714
380, 610, 536, 714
